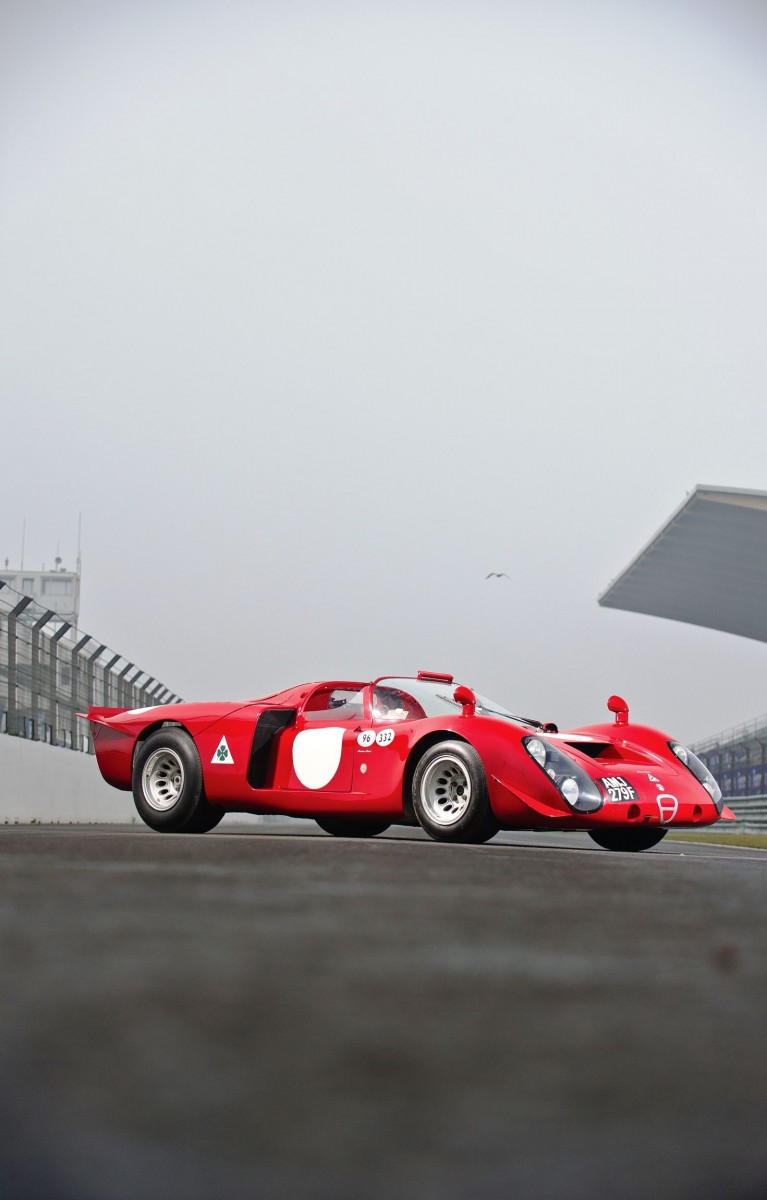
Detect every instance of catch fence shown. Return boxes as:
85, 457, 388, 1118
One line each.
0, 580, 181, 755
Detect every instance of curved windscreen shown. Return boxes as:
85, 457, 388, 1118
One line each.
372, 677, 527, 724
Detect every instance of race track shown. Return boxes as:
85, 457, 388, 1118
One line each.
1, 823, 766, 1199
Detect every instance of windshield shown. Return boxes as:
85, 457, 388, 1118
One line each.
372, 677, 531, 724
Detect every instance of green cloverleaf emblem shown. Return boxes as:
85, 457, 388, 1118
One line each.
211, 737, 233, 765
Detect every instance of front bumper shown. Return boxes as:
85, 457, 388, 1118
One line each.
490, 774, 731, 830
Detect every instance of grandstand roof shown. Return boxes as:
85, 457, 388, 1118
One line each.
599, 485, 767, 643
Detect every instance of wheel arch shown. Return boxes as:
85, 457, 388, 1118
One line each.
402, 729, 471, 823
132, 720, 193, 770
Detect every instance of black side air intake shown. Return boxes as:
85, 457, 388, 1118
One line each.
248, 709, 296, 788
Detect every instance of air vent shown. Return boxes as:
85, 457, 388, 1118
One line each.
565, 741, 618, 760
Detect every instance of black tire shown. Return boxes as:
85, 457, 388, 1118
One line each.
315, 817, 390, 838
180, 805, 225, 833
412, 740, 499, 844
588, 828, 668, 852
132, 727, 221, 833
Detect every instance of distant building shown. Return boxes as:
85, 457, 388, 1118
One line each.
0, 564, 80, 627
691, 715, 767, 801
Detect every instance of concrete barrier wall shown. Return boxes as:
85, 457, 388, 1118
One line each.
0, 734, 138, 823
0, 735, 268, 826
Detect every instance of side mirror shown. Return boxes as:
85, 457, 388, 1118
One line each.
453, 685, 477, 716
607, 695, 629, 726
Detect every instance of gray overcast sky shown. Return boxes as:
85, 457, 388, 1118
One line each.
2, 0, 767, 742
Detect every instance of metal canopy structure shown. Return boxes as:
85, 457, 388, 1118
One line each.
599, 485, 767, 643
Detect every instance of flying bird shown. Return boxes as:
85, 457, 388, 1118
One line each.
485, 572, 510, 579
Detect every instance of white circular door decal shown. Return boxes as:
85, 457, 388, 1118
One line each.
293, 727, 345, 790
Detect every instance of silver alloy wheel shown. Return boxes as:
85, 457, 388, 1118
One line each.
142, 747, 185, 811
419, 754, 473, 826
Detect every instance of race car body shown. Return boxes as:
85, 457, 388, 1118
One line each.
87, 671, 733, 850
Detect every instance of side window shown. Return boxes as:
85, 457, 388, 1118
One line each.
303, 686, 365, 721
372, 687, 425, 722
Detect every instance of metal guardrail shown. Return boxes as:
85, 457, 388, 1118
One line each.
726, 796, 767, 834
693, 714, 767, 755
0, 580, 181, 754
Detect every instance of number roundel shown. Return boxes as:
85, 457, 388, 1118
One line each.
356, 727, 395, 748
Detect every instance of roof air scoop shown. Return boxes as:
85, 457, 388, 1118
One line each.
607, 695, 629, 726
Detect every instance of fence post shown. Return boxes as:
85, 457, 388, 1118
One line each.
7, 597, 33, 737
31, 609, 56, 741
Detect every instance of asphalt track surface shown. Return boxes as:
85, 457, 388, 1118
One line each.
1, 823, 766, 1200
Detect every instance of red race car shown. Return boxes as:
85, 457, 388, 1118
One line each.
87, 670, 733, 850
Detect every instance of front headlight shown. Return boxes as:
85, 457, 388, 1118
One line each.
523, 736, 604, 813
669, 741, 723, 812
526, 737, 547, 768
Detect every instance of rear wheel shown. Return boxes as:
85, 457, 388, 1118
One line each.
180, 805, 225, 833
315, 817, 390, 838
132, 727, 223, 833
412, 741, 499, 844
588, 828, 667, 852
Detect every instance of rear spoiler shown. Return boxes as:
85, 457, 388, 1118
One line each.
80, 707, 130, 725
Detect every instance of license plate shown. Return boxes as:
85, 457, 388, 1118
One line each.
599, 776, 638, 803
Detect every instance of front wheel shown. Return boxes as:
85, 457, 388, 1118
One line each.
588, 828, 668, 852
132, 727, 222, 833
315, 817, 390, 838
412, 741, 499, 844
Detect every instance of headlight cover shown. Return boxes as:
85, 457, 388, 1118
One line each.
669, 741, 723, 812
523, 737, 604, 814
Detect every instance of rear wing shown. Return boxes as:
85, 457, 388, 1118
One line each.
81, 707, 130, 725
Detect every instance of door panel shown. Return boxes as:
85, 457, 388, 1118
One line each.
276, 722, 357, 793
